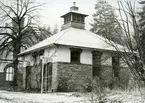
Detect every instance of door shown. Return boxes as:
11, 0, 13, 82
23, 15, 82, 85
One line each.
43, 63, 52, 92
26, 66, 31, 89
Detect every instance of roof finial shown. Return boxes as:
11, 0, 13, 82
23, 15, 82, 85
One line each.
70, 0, 78, 11
73, 1, 76, 6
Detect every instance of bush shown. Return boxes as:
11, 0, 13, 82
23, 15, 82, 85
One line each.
83, 77, 92, 92
84, 83, 92, 92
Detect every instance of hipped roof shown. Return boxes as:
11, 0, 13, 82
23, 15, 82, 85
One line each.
19, 27, 126, 55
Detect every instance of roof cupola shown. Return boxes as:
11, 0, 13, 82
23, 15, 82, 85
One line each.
61, 2, 88, 30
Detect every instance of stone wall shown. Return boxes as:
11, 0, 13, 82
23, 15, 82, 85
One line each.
53, 62, 131, 92
119, 67, 131, 89
100, 66, 113, 88
17, 71, 23, 89
52, 63, 58, 92
21, 62, 132, 92
0, 72, 5, 86
100, 66, 131, 90
57, 62, 92, 92
0, 72, 14, 89
30, 65, 42, 89
22, 64, 42, 90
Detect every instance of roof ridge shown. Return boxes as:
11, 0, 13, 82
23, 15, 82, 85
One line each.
54, 28, 70, 43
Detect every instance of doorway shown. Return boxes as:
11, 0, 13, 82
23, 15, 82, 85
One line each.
43, 63, 52, 92
25, 66, 31, 89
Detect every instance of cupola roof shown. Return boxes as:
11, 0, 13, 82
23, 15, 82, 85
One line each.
61, 2, 88, 30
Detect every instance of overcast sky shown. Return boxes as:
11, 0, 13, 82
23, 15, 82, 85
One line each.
38, 0, 141, 30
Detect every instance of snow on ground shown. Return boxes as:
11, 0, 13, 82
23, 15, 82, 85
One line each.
0, 89, 145, 103
104, 89, 145, 103
0, 90, 88, 103
0, 99, 9, 103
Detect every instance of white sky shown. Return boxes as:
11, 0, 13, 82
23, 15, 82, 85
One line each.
38, 0, 141, 30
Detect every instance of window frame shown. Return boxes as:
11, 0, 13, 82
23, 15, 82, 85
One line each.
112, 56, 120, 77
77, 15, 81, 23
70, 48, 82, 64
72, 13, 76, 22
5, 67, 14, 82
81, 16, 84, 23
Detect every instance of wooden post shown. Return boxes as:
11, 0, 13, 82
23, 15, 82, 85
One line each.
41, 57, 44, 94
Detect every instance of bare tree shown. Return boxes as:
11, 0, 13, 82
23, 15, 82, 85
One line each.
90, 1, 145, 102
104, 1, 145, 83
0, 0, 48, 87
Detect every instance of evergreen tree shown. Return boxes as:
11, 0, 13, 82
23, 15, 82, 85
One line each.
52, 24, 59, 34
90, 0, 123, 44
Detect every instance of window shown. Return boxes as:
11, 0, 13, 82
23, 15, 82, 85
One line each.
112, 56, 120, 77
71, 51, 80, 63
32, 50, 44, 64
81, 16, 84, 23
6, 67, 14, 81
77, 15, 81, 22
92, 51, 102, 77
72, 14, 84, 23
72, 13, 76, 22
32, 52, 38, 63
68, 14, 71, 23
64, 16, 67, 24
66, 16, 69, 23
70, 48, 82, 63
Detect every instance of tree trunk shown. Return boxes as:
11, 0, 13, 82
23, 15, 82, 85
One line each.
12, 40, 21, 87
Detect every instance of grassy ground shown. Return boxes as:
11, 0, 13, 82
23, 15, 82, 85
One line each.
87, 89, 145, 103
0, 89, 145, 103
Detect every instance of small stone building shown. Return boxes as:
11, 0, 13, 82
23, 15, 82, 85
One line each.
19, 3, 130, 92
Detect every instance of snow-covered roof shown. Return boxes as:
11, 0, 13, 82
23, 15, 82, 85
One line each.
19, 27, 125, 55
